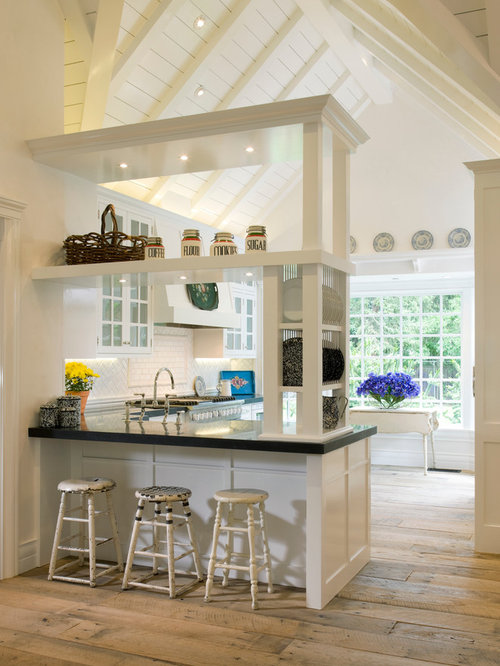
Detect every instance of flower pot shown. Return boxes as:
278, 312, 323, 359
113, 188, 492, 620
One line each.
65, 390, 89, 414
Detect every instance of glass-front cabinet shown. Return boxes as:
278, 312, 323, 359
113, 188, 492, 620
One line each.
224, 282, 256, 357
97, 273, 152, 355
96, 199, 153, 356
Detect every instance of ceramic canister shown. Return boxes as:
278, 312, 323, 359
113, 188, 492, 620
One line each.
146, 237, 165, 259
181, 229, 202, 257
210, 232, 238, 257
245, 225, 267, 253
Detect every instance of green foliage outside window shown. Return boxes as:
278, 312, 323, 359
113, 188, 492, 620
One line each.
349, 293, 462, 425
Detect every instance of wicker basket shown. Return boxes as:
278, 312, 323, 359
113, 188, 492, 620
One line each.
63, 204, 147, 265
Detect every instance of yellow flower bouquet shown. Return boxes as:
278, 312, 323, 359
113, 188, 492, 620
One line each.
65, 362, 100, 392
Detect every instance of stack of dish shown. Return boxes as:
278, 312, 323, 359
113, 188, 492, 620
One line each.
282, 338, 344, 386
322, 286, 344, 325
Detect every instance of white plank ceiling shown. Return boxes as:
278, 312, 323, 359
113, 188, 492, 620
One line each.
61, 0, 500, 236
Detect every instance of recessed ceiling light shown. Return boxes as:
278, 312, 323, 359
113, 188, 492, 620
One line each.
179, 154, 189, 161
245, 146, 254, 153
119, 278, 127, 283
119, 162, 128, 169
195, 85, 205, 97
193, 15, 206, 29
245, 272, 253, 277
179, 275, 187, 280
361, 57, 369, 66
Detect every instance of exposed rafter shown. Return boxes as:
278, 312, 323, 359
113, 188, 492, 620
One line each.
331, 0, 500, 154
59, 0, 92, 64
109, 0, 185, 98
485, 0, 500, 76
81, 0, 124, 131
295, 0, 393, 104
147, 0, 253, 120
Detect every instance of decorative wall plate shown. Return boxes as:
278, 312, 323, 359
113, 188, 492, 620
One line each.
373, 232, 394, 252
448, 228, 471, 248
186, 283, 219, 310
411, 230, 433, 250
350, 236, 356, 253
194, 376, 206, 397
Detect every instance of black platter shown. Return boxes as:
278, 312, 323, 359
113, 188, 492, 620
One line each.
282, 337, 344, 386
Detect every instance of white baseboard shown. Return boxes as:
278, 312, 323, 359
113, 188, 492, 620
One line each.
370, 430, 474, 472
18, 538, 38, 574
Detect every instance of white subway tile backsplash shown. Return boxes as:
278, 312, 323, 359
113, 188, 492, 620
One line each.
75, 326, 256, 403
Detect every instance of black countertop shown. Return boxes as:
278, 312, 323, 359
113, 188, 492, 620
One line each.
29, 411, 376, 455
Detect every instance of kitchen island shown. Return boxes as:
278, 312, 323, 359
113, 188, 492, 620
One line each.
30, 415, 375, 609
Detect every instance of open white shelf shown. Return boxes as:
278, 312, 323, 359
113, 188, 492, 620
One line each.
279, 323, 343, 331
31, 249, 355, 288
280, 383, 343, 393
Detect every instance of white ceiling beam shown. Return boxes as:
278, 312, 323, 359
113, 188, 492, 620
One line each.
485, 0, 500, 76
214, 166, 270, 229
378, 0, 500, 109
148, 0, 253, 120
59, 0, 92, 63
81, 0, 124, 131
295, 0, 392, 104
333, 0, 500, 154
109, 0, 185, 98
375, 58, 498, 157
214, 9, 303, 110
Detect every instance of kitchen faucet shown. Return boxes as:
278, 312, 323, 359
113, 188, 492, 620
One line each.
153, 366, 175, 407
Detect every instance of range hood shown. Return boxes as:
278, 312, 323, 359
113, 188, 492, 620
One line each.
153, 283, 240, 328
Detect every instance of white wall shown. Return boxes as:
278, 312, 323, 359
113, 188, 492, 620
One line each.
264, 86, 486, 255
0, 1, 100, 573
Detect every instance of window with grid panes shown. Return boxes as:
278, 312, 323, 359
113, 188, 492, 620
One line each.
349, 293, 463, 425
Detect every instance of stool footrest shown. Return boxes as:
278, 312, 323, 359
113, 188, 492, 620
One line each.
212, 562, 267, 573
219, 524, 263, 533
127, 576, 202, 595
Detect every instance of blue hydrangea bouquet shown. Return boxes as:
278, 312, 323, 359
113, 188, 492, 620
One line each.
356, 372, 420, 409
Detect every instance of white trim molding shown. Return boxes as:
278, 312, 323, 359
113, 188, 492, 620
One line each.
0, 196, 26, 579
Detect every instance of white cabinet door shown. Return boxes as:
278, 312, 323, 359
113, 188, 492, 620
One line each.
224, 282, 257, 358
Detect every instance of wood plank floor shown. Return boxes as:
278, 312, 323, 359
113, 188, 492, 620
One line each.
2, 466, 500, 665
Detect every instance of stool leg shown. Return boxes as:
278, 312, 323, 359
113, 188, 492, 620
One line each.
87, 493, 96, 587
77, 496, 85, 566
258, 501, 273, 594
222, 502, 234, 587
247, 504, 259, 610
182, 500, 203, 581
48, 491, 67, 580
122, 497, 145, 589
152, 501, 162, 575
204, 501, 222, 603
165, 503, 176, 598
105, 490, 124, 572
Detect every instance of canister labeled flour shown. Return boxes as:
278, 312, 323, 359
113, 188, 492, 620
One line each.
181, 229, 202, 257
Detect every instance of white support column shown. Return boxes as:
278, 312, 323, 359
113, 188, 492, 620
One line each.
262, 265, 283, 436
0, 196, 25, 579
301, 264, 323, 436
331, 145, 350, 260
302, 123, 330, 250
465, 158, 500, 553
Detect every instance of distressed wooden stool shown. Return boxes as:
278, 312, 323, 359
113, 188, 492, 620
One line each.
122, 485, 203, 597
48, 477, 123, 587
204, 488, 273, 610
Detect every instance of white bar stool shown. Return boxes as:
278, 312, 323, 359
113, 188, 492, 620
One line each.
204, 488, 273, 610
122, 485, 203, 597
48, 477, 123, 587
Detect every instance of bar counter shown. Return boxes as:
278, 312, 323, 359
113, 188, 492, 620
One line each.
31, 415, 375, 609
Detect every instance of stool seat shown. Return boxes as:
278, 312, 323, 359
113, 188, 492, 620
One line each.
213, 488, 269, 504
135, 485, 192, 502
57, 477, 116, 493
